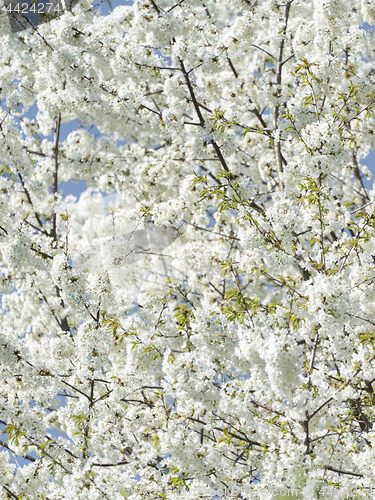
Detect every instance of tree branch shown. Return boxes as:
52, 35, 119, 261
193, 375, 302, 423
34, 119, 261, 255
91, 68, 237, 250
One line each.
50, 114, 61, 240
273, 0, 293, 190
325, 465, 363, 478
0, 439, 37, 463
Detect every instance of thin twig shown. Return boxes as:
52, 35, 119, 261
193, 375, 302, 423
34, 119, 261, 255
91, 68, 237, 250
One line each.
325, 465, 363, 478
0, 439, 37, 463
339, 98, 375, 130
350, 202, 372, 214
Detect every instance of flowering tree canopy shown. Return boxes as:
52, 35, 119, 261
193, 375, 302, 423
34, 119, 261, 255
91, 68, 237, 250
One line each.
1, 0, 375, 498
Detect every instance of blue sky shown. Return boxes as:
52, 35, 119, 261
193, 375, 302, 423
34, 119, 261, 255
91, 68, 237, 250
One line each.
361, 150, 375, 190
96, 0, 132, 15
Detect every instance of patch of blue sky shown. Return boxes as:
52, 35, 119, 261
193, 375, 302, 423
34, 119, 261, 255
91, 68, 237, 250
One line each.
95, 0, 132, 16
360, 149, 375, 191
361, 22, 375, 32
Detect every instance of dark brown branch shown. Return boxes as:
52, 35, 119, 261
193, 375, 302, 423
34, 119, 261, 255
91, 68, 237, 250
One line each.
18, 172, 44, 228
25, 220, 49, 236
180, 61, 205, 125
2, 486, 18, 499
29, 246, 53, 260
25, 148, 52, 158
307, 328, 320, 390
339, 98, 375, 131
187, 417, 263, 447
227, 57, 238, 78
0, 439, 37, 462
92, 460, 128, 467
150, 0, 162, 14
61, 380, 91, 401
325, 465, 363, 478
92, 390, 113, 405
182, 220, 240, 240
272, 1, 293, 191
179, 60, 232, 173
308, 354, 375, 422
167, 0, 185, 12
251, 44, 275, 60
250, 400, 285, 416
140, 104, 162, 117
50, 114, 61, 240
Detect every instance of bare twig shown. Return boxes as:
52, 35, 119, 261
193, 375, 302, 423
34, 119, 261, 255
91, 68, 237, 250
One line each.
273, 0, 294, 190
325, 465, 363, 478
50, 114, 61, 240
339, 98, 375, 130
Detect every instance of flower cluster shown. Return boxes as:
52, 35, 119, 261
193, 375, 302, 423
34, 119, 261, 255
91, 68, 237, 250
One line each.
0, 0, 375, 499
